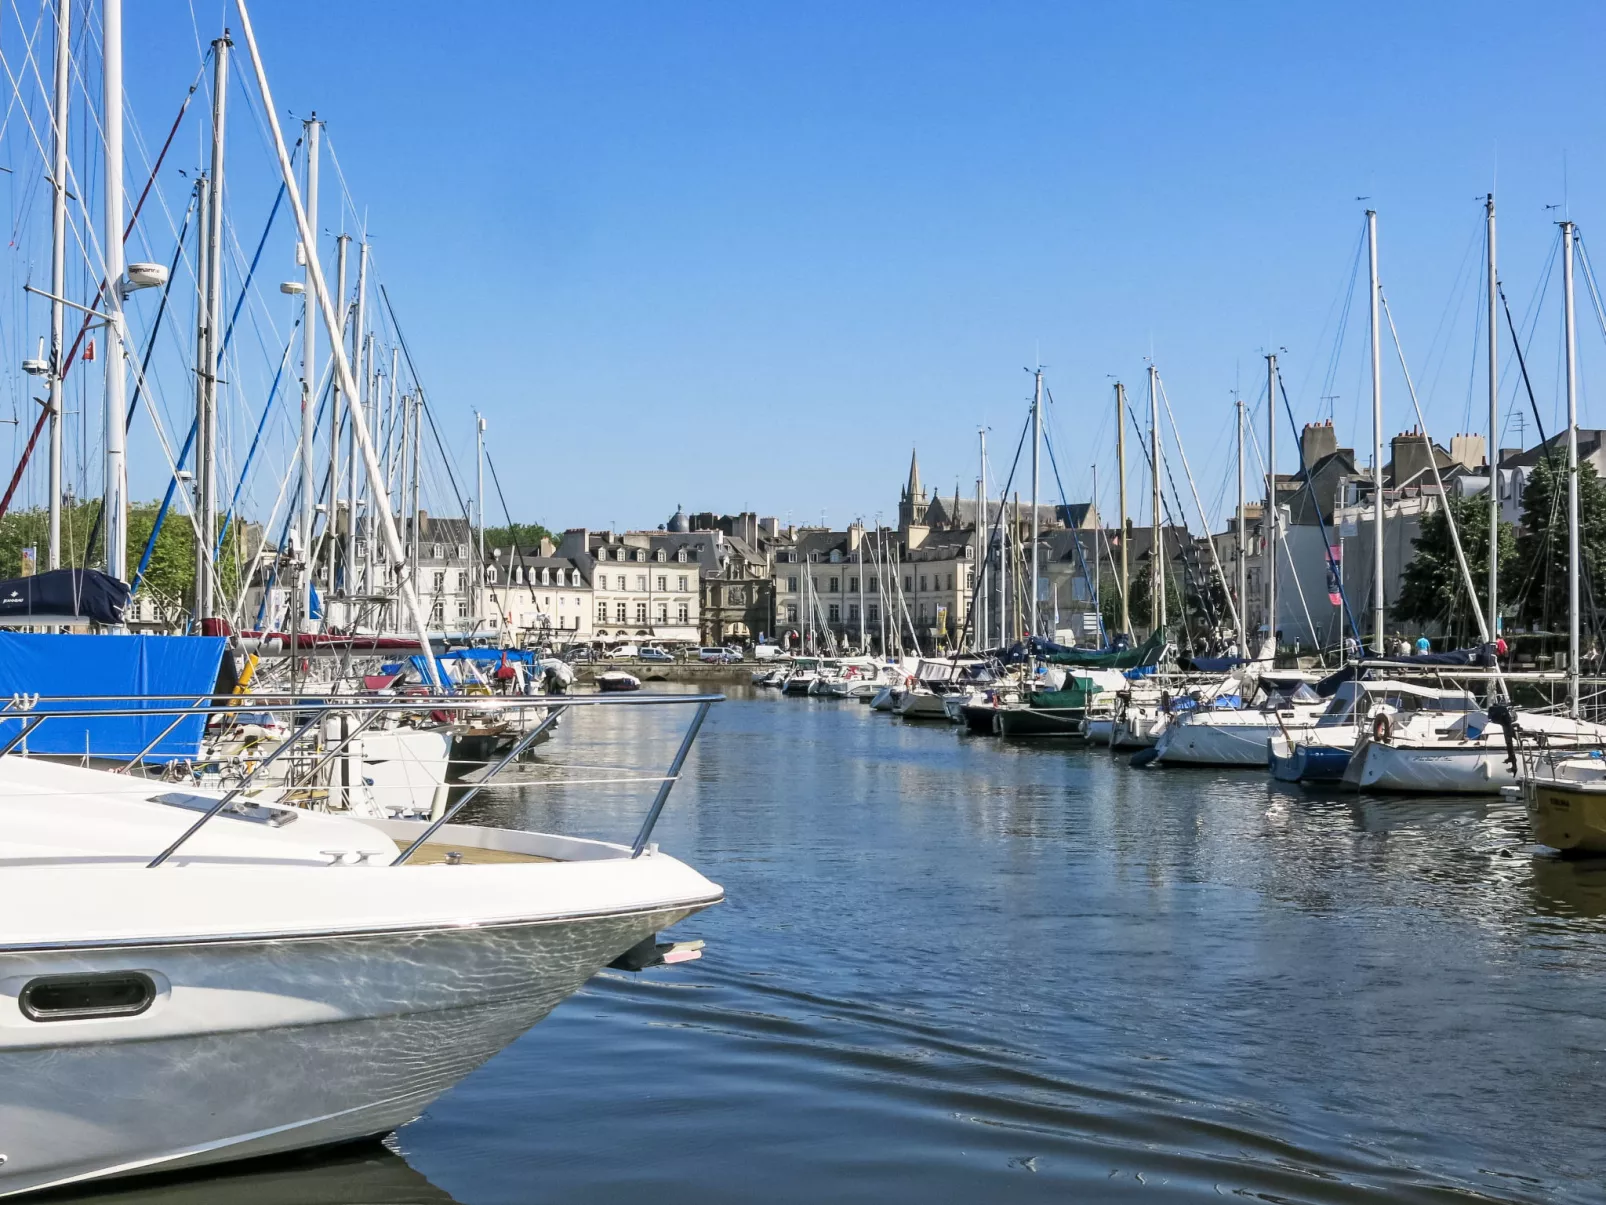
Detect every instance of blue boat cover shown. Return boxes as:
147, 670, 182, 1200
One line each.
0, 633, 230, 761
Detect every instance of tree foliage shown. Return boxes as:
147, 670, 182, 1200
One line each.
1395, 490, 1517, 641
0, 500, 244, 629
1511, 456, 1606, 632
482, 522, 555, 554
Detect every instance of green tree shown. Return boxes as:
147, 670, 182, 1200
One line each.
483, 522, 555, 554
1124, 562, 1184, 634
1511, 456, 1606, 632
1395, 491, 1517, 642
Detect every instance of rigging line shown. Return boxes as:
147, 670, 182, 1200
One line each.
0, 59, 204, 526
1039, 419, 1105, 645
378, 284, 479, 558
1378, 291, 1505, 694
1314, 218, 1367, 412
92, 170, 288, 562
1152, 372, 1241, 637
1125, 401, 1209, 646
1241, 418, 1325, 656
215, 319, 298, 557
949, 402, 1031, 653
483, 445, 540, 611
1274, 369, 1362, 646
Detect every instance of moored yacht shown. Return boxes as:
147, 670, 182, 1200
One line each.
0, 693, 721, 1198
1151, 672, 1324, 767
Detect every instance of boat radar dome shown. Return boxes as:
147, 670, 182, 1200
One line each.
122, 262, 168, 294
280, 280, 305, 295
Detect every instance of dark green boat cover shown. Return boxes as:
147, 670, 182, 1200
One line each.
1044, 629, 1164, 670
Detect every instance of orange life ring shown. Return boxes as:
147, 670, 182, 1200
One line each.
1371, 713, 1392, 745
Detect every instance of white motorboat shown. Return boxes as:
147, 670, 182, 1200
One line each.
0, 694, 721, 1198
597, 670, 642, 693
869, 683, 905, 711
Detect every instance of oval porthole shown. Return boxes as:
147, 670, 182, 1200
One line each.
19, 972, 156, 1022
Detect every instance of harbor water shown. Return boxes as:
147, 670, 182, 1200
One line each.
81, 686, 1606, 1203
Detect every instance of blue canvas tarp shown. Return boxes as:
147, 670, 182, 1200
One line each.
0, 633, 230, 761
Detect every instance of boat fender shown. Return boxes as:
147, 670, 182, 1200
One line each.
1371, 714, 1392, 745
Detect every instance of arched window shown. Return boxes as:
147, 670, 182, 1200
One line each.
615, 548, 626, 562
541, 567, 551, 586
635, 549, 647, 562
677, 549, 688, 563
656, 549, 666, 562
829, 549, 842, 564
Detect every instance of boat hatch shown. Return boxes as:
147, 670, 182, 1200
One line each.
149, 791, 300, 828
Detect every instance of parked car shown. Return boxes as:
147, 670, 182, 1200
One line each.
638, 647, 674, 663
698, 647, 740, 664
606, 644, 640, 660
563, 646, 602, 663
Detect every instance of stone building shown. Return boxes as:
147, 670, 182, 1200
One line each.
484, 542, 593, 645
559, 528, 704, 645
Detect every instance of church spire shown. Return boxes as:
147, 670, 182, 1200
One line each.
905, 447, 923, 501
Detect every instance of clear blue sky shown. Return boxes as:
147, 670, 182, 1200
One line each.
116, 1, 1606, 536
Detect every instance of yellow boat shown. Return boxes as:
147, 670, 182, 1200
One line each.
1527, 774, 1606, 855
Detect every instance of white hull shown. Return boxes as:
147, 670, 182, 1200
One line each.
1345, 738, 1512, 794
1154, 715, 1314, 767
0, 901, 699, 1197
1084, 717, 1113, 746
895, 691, 949, 720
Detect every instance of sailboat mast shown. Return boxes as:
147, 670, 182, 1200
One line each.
475, 412, 486, 627
1367, 208, 1384, 653
1266, 353, 1277, 658
348, 240, 367, 603
1116, 382, 1129, 637
1236, 397, 1247, 656
101, 0, 128, 584
1485, 194, 1499, 641
198, 31, 228, 620
976, 428, 987, 648
45, 0, 69, 570
192, 176, 210, 620
1563, 219, 1581, 717
329, 234, 349, 595
1149, 365, 1163, 637
298, 115, 320, 622
1030, 368, 1042, 638
857, 531, 865, 652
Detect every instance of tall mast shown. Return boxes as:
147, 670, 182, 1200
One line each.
1236, 397, 1247, 656
1149, 364, 1163, 637
475, 411, 486, 627
348, 239, 367, 603
1030, 367, 1042, 638
1116, 382, 1129, 637
191, 175, 209, 621
410, 392, 422, 604
1563, 220, 1581, 717
45, 0, 69, 570
1091, 463, 1100, 634
329, 233, 349, 595
1368, 208, 1384, 653
1266, 353, 1277, 658
1485, 193, 1499, 642
976, 428, 987, 648
363, 332, 377, 597
101, 0, 127, 584
857, 530, 866, 652
298, 114, 320, 622
197, 30, 228, 620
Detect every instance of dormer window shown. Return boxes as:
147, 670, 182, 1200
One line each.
431, 543, 443, 560
656, 549, 666, 562
635, 550, 646, 562
829, 549, 842, 563
615, 549, 626, 562
808, 552, 818, 563
677, 550, 688, 563
964, 545, 974, 559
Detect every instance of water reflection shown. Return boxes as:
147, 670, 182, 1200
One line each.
47, 690, 1606, 1203
48, 1141, 455, 1204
